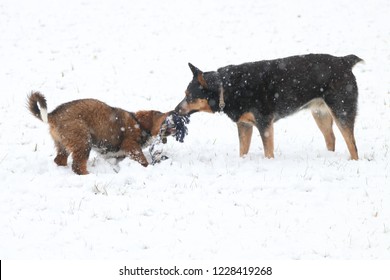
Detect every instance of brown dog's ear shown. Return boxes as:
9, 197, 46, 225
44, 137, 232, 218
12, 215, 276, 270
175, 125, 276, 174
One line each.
188, 63, 207, 88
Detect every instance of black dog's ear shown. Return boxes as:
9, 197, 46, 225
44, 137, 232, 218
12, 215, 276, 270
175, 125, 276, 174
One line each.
188, 63, 201, 76
188, 63, 207, 88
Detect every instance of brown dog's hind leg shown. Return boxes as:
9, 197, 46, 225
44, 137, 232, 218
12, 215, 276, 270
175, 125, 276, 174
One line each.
54, 141, 69, 166
311, 102, 336, 152
237, 122, 253, 157
71, 147, 91, 175
58, 123, 92, 175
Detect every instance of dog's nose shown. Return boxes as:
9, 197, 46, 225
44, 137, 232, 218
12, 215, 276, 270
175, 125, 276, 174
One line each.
174, 97, 192, 115
174, 100, 186, 114
175, 108, 185, 115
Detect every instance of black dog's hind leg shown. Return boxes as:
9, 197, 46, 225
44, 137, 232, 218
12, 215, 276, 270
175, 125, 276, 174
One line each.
332, 114, 358, 160
310, 100, 336, 152
324, 84, 359, 160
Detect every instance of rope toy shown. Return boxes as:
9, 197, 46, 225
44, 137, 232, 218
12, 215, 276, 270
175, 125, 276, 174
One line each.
149, 112, 190, 164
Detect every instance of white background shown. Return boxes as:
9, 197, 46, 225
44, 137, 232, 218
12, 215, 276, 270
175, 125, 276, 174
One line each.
0, 0, 389, 261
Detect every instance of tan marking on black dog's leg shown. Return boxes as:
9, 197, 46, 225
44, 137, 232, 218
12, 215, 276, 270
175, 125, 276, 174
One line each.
311, 108, 336, 151
260, 122, 275, 159
237, 122, 253, 157
238, 112, 256, 124
237, 112, 256, 157
325, 100, 359, 160
334, 121, 358, 160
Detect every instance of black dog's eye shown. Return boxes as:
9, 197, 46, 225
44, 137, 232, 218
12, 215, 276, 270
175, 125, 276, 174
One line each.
185, 93, 193, 102
186, 96, 193, 102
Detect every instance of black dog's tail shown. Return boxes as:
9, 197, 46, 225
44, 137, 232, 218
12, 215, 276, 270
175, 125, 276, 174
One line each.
27, 91, 48, 123
343, 54, 364, 67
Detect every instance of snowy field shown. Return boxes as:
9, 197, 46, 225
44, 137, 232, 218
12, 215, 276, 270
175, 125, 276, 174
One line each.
0, 0, 389, 259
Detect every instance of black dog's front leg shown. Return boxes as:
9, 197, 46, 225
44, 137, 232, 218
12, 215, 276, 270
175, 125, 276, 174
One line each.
256, 116, 275, 159
237, 122, 253, 157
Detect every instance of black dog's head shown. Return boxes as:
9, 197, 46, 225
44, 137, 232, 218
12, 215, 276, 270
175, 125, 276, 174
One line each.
175, 63, 222, 115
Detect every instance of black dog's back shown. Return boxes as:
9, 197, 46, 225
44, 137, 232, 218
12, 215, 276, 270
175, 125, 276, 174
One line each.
217, 54, 362, 121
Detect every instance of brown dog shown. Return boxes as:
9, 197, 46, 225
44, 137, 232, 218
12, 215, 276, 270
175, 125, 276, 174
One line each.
28, 92, 170, 175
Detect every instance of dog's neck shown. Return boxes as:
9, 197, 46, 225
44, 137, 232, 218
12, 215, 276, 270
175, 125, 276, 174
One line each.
205, 71, 225, 112
128, 112, 153, 145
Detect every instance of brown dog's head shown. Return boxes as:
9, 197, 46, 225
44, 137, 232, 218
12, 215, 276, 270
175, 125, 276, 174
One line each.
134, 110, 171, 137
175, 63, 222, 116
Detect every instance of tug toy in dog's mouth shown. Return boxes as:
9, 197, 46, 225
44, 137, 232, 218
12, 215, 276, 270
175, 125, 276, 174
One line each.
149, 112, 190, 164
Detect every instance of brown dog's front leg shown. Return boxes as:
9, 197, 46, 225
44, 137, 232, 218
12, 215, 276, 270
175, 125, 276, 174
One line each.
129, 148, 149, 167
120, 139, 149, 167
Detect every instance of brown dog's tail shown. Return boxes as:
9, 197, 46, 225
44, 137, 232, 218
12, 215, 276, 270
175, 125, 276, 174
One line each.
343, 54, 364, 67
27, 91, 48, 123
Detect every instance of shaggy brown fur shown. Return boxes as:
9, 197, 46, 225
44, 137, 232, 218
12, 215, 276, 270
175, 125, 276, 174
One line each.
28, 91, 169, 175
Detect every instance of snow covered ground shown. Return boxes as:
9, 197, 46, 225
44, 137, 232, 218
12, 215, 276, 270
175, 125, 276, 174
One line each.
0, 0, 389, 259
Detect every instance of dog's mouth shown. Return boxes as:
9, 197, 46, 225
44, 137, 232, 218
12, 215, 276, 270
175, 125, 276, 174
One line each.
187, 110, 198, 116
160, 124, 176, 137
174, 108, 193, 117
164, 126, 177, 136
174, 98, 203, 116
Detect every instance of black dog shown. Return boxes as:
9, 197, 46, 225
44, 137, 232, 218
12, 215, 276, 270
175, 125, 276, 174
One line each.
175, 54, 362, 160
